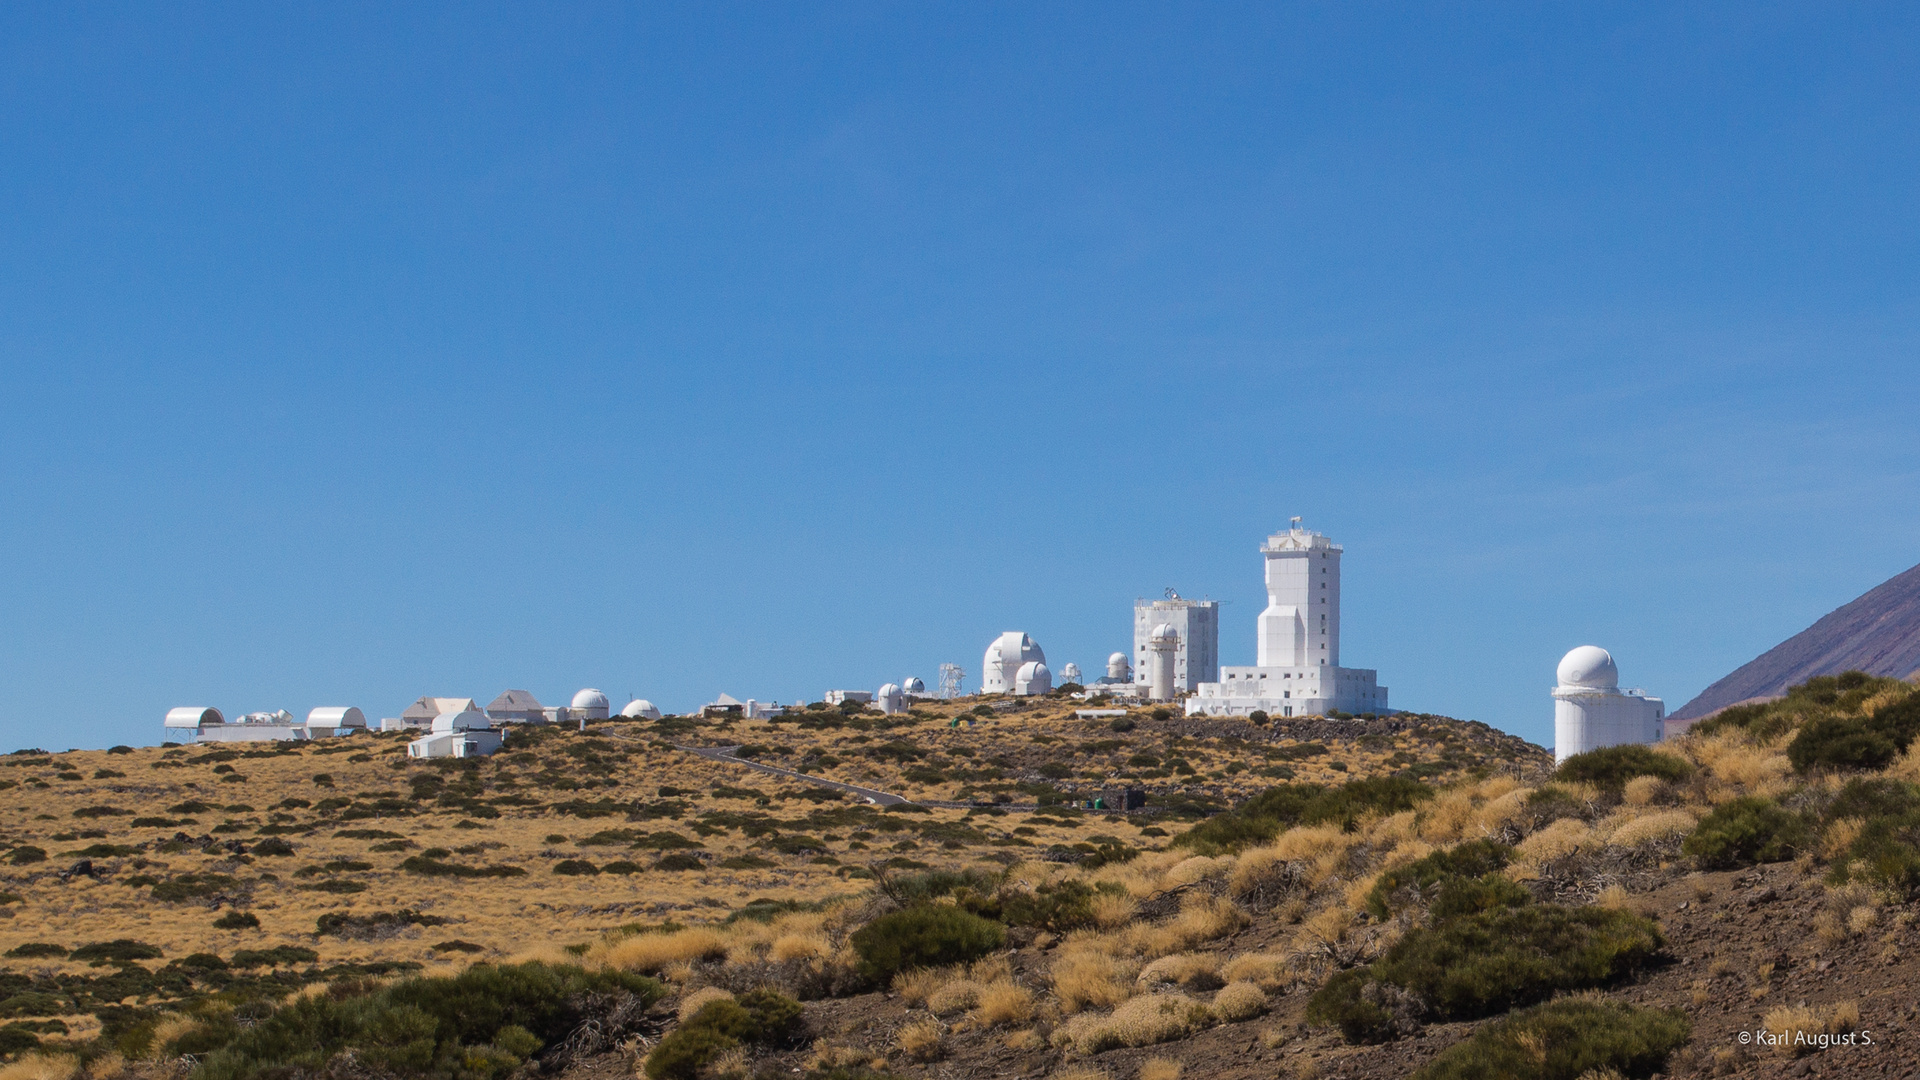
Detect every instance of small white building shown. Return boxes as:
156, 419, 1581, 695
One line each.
981, 632, 1046, 694
407, 709, 505, 759
1014, 661, 1053, 696
1134, 594, 1220, 693
1188, 520, 1390, 718
305, 707, 367, 737
823, 689, 874, 706
703, 693, 786, 719
619, 698, 662, 719
165, 705, 364, 743
1552, 646, 1664, 764
876, 683, 907, 714
386, 697, 480, 732
485, 690, 547, 724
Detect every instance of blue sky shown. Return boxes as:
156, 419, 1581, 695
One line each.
3, 3, 1919, 752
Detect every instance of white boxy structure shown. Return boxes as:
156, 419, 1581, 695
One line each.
165, 705, 365, 743
982, 632, 1048, 695
1133, 594, 1219, 693
823, 690, 873, 706
385, 697, 480, 732
1188, 520, 1390, 718
485, 690, 547, 724
1552, 646, 1664, 764
407, 708, 505, 759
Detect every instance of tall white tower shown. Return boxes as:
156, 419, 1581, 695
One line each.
1147, 623, 1180, 702
1257, 518, 1341, 669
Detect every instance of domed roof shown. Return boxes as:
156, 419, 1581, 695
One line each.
1151, 622, 1180, 643
618, 699, 659, 718
1108, 652, 1129, 665
1557, 646, 1619, 689
572, 688, 611, 710
877, 683, 902, 697
1016, 661, 1049, 680
902, 677, 925, 694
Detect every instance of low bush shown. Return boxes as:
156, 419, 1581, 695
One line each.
196, 961, 663, 1080
1413, 997, 1690, 1080
1176, 777, 1435, 854
644, 988, 805, 1080
7, 846, 48, 865
1364, 839, 1512, 921
70, 939, 164, 963
212, 911, 260, 930
1308, 905, 1665, 1042
553, 860, 600, 876
851, 906, 1005, 982
1682, 796, 1810, 869
999, 879, 1128, 932
316, 910, 449, 939
1823, 778, 1920, 896
5, 943, 67, 959
1553, 745, 1693, 791
654, 853, 705, 871
401, 856, 526, 878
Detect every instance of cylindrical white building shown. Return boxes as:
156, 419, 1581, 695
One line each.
571, 688, 611, 721
982, 632, 1046, 693
1552, 646, 1666, 763
1013, 661, 1052, 696
1107, 652, 1131, 682
1147, 623, 1180, 702
876, 683, 906, 714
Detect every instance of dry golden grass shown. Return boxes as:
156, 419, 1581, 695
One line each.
595, 927, 729, 974
1051, 940, 1139, 1014
893, 965, 955, 1007
1219, 951, 1289, 990
1823, 817, 1866, 860
1134, 894, 1247, 957
1209, 981, 1267, 1021
1138, 1058, 1183, 1080
1592, 884, 1635, 911
973, 980, 1036, 1027
1622, 775, 1666, 806
1137, 952, 1220, 988
925, 978, 983, 1016
1606, 810, 1696, 850
1091, 890, 1138, 929
1516, 817, 1593, 863
1048, 1068, 1110, 1080
895, 1018, 945, 1062
676, 985, 734, 1022
1761, 1001, 1860, 1057
1052, 992, 1214, 1054
0, 1056, 77, 1080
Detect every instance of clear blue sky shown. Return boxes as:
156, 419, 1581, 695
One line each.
4, 3, 1918, 753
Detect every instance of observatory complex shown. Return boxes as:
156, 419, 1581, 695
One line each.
1187, 520, 1389, 718
982, 631, 1053, 696
1551, 646, 1665, 764
1133, 593, 1219, 694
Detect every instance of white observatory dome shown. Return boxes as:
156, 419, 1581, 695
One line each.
902, 676, 926, 695
878, 682, 901, 696
619, 699, 661, 720
572, 688, 611, 710
1014, 660, 1052, 696
1107, 652, 1131, 680
1151, 622, 1180, 644
1556, 646, 1619, 690
1060, 662, 1082, 683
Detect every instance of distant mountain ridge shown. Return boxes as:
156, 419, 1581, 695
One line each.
1672, 560, 1920, 722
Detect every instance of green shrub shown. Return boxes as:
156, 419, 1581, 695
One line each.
654, 853, 705, 871
1682, 796, 1810, 869
1413, 997, 1690, 1080
998, 880, 1127, 932
4, 943, 67, 959
644, 988, 805, 1080
1822, 778, 1920, 896
1176, 776, 1436, 854
197, 961, 663, 1080
850, 906, 1005, 982
1309, 905, 1665, 1041
70, 939, 164, 963
553, 860, 600, 876
1553, 745, 1693, 791
7, 845, 47, 865
212, 911, 260, 930
1364, 839, 1513, 920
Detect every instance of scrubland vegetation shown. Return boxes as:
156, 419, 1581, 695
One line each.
7, 675, 1920, 1077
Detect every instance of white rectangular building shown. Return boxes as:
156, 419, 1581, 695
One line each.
1187, 520, 1390, 718
1133, 595, 1220, 693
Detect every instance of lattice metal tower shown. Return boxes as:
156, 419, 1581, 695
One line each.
938, 663, 964, 699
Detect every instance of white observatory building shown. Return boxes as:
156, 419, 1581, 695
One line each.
1188, 519, 1389, 718
1146, 623, 1181, 701
982, 632, 1051, 695
1133, 593, 1219, 693
1552, 646, 1664, 764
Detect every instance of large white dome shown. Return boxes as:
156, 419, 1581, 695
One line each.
1557, 646, 1619, 690
572, 688, 611, 710
902, 676, 925, 694
619, 699, 660, 719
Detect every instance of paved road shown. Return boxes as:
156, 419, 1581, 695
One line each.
675, 744, 911, 806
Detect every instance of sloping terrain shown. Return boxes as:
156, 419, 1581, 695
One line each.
1673, 559, 1920, 721
28, 681, 1920, 1079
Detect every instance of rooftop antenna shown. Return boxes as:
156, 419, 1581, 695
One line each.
1290, 515, 1303, 530
1164, 587, 1181, 600
938, 663, 964, 700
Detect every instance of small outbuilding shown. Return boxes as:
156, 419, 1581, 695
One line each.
407, 709, 505, 759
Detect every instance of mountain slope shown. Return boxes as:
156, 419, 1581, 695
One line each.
1671, 558, 1920, 721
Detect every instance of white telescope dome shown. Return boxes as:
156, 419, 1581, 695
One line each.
572, 688, 611, 711
619, 699, 660, 719
902, 676, 926, 694
1150, 622, 1180, 644
1556, 646, 1619, 690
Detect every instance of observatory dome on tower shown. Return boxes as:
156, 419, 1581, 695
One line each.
571, 688, 611, 720
1552, 646, 1663, 763
1557, 646, 1619, 689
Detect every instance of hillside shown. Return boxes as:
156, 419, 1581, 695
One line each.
1672, 559, 1920, 721
27, 684, 1920, 1078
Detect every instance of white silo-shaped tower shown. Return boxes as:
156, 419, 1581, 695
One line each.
876, 683, 906, 714
1552, 646, 1665, 764
1014, 661, 1052, 696
982, 632, 1046, 693
620, 699, 662, 720
571, 688, 611, 721
1107, 652, 1132, 682
1147, 623, 1180, 702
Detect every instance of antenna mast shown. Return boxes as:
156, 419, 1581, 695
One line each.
938, 663, 964, 700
